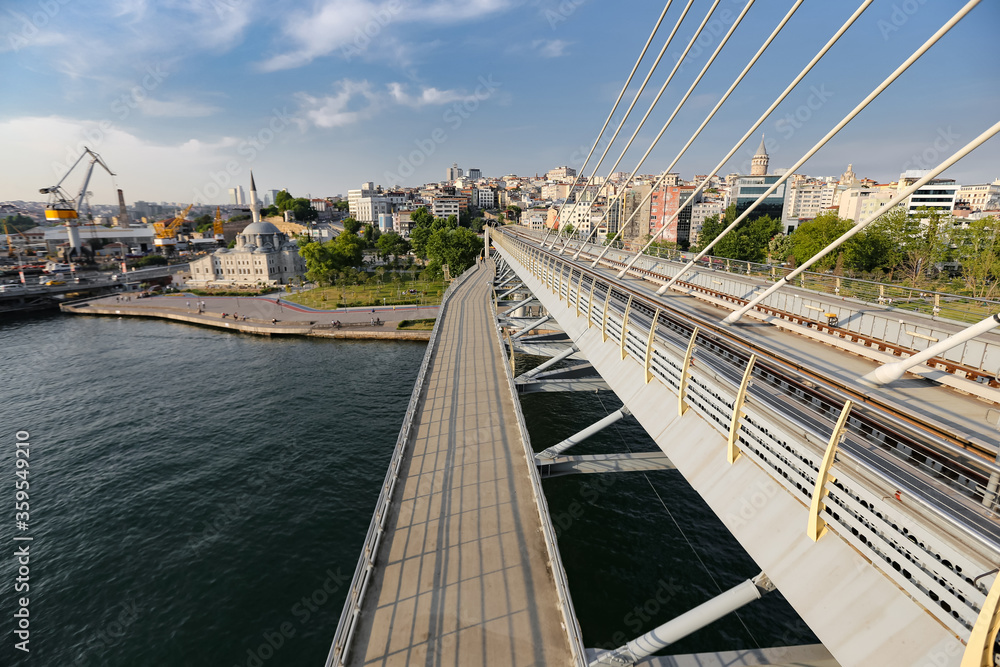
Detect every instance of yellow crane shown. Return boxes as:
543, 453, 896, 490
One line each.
153, 204, 193, 251
213, 206, 225, 242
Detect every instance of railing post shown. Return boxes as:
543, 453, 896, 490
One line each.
678, 327, 698, 416
644, 308, 660, 383
621, 295, 633, 360
728, 355, 756, 464
575, 271, 585, 317
808, 400, 853, 541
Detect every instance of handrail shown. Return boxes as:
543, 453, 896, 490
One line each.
324, 267, 476, 667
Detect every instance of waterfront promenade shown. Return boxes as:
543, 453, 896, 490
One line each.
344, 262, 574, 666
60, 293, 439, 340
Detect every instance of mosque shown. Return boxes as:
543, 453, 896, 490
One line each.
188, 173, 306, 287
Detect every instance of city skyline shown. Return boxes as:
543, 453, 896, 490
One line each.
1, 0, 997, 205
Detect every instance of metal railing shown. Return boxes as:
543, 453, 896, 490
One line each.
324, 267, 475, 667
496, 228, 1000, 648
544, 229, 1000, 325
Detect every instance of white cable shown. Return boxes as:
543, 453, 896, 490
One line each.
571, 0, 805, 262
657, 0, 981, 291
542, 1, 675, 248
588, 0, 874, 269
547, 0, 700, 249
553, 0, 757, 255
722, 118, 999, 324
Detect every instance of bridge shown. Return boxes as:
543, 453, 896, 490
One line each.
325, 223, 1000, 667
326, 2, 999, 664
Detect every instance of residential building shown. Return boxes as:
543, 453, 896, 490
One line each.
838, 187, 899, 223
956, 180, 1000, 211
522, 208, 549, 232
898, 171, 959, 216
546, 166, 576, 181
691, 201, 724, 238
475, 187, 496, 209
651, 185, 701, 245
431, 196, 464, 219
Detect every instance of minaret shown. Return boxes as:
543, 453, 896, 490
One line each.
249, 171, 261, 223
750, 135, 769, 176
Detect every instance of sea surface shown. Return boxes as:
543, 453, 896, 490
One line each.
0, 312, 813, 666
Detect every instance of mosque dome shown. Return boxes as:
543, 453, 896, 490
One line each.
241, 221, 281, 235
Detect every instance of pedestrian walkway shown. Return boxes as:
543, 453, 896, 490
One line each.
346, 263, 574, 666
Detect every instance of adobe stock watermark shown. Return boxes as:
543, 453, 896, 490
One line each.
5, 0, 72, 51
876, 0, 930, 41
671, 6, 739, 74
382, 75, 501, 185
71, 599, 142, 666
737, 85, 834, 174
50, 63, 169, 177
192, 107, 294, 205
233, 568, 349, 667
544, 0, 586, 29
900, 126, 960, 173
340, 0, 403, 61
595, 577, 685, 650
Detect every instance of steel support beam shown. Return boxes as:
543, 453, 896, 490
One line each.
510, 314, 552, 340
537, 407, 631, 459
496, 283, 526, 301
537, 452, 676, 478
500, 294, 538, 316
589, 573, 776, 666
517, 344, 580, 380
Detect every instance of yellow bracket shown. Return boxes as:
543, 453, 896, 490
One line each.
728, 355, 757, 464
621, 295, 633, 360
586, 279, 597, 329
678, 327, 698, 416
601, 286, 612, 342
962, 571, 1000, 667
644, 309, 660, 383
807, 400, 853, 542
559, 263, 569, 301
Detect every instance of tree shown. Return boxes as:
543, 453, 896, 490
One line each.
376, 232, 410, 264
342, 217, 361, 235
193, 214, 213, 233
767, 233, 793, 265
470, 217, 486, 233
789, 213, 854, 271
952, 216, 1000, 299
694, 204, 779, 263
275, 191, 294, 213
425, 226, 481, 277
410, 225, 432, 258
505, 205, 522, 222
410, 207, 434, 228
298, 231, 365, 284
261, 204, 279, 218
289, 198, 318, 222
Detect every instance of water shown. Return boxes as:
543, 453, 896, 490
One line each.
1, 314, 425, 666
0, 314, 814, 666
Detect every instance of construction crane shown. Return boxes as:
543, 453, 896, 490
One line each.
153, 204, 193, 251
213, 206, 225, 243
39, 147, 114, 259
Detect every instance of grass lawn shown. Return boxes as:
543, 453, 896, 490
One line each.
397, 318, 437, 330
287, 279, 448, 309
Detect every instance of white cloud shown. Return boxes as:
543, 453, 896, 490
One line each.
387, 83, 465, 107
260, 0, 516, 71
295, 80, 475, 128
296, 80, 382, 128
138, 98, 222, 118
532, 39, 570, 58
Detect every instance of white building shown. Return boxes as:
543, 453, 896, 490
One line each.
475, 188, 496, 209
431, 196, 462, 219
347, 182, 392, 223
521, 208, 549, 232
782, 180, 838, 231
229, 186, 246, 206
546, 166, 577, 181
691, 201, 724, 237
899, 171, 959, 216
838, 187, 899, 222
446, 163, 463, 181
188, 174, 305, 287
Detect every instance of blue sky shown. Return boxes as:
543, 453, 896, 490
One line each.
1, 0, 997, 205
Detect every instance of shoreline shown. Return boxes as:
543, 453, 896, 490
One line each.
60, 301, 432, 341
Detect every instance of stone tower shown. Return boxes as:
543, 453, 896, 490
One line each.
750, 136, 769, 176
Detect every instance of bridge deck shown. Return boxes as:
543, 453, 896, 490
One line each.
346, 264, 573, 666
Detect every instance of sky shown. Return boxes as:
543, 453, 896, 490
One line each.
0, 0, 997, 205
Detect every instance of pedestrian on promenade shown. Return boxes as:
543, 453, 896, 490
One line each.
186, 300, 190, 309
